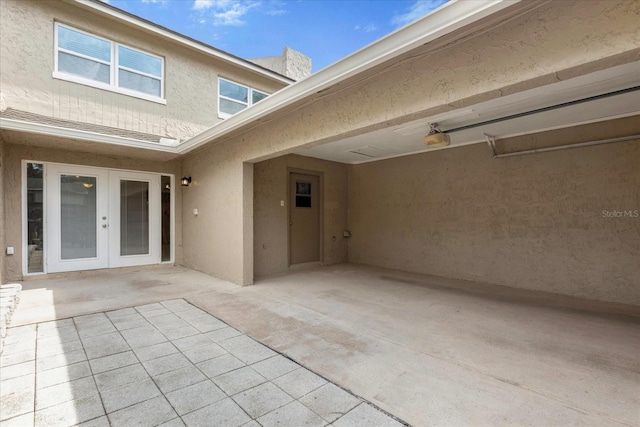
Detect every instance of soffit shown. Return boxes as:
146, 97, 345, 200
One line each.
293, 61, 640, 164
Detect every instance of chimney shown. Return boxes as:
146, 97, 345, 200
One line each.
250, 47, 312, 81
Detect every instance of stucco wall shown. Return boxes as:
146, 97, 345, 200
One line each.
2, 141, 183, 281
180, 140, 249, 284
181, 0, 639, 288
0, 0, 286, 141
347, 140, 640, 305
253, 155, 348, 277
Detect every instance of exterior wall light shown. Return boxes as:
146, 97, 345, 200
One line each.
181, 176, 192, 187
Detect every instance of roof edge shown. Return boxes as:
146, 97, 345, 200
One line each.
177, 0, 522, 155
68, 0, 294, 84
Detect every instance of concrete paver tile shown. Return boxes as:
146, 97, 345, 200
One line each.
36, 361, 92, 389
0, 411, 35, 427
174, 308, 208, 320
94, 363, 149, 392
299, 383, 362, 423
157, 324, 201, 340
0, 390, 34, 422
140, 308, 173, 319
181, 397, 251, 427
171, 334, 214, 352
231, 342, 278, 365
120, 326, 167, 349
89, 351, 139, 374
134, 303, 165, 312
197, 353, 245, 378
76, 415, 110, 427
212, 366, 266, 395
2, 339, 36, 355
74, 313, 109, 325
1, 374, 34, 397
2, 360, 35, 380
184, 315, 227, 333
83, 332, 131, 359
204, 326, 243, 343
153, 365, 207, 394
182, 342, 227, 364
34, 394, 104, 427
37, 349, 86, 372
36, 340, 84, 358
35, 376, 98, 410
37, 319, 73, 331
105, 307, 137, 318
0, 348, 35, 367
272, 368, 328, 399
107, 395, 177, 427
142, 352, 192, 376
108, 313, 146, 328
158, 418, 186, 427
36, 325, 79, 341
232, 381, 293, 418
100, 377, 161, 413
218, 335, 258, 352
112, 319, 150, 331
76, 322, 117, 339
160, 299, 193, 313
251, 355, 300, 380
241, 421, 261, 427
144, 312, 179, 324
257, 400, 327, 427
333, 403, 404, 427
165, 379, 226, 415
132, 341, 179, 362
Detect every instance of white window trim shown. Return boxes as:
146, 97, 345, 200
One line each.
53, 23, 166, 105
218, 77, 269, 119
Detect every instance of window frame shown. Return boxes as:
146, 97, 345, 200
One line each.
218, 77, 269, 119
53, 22, 166, 105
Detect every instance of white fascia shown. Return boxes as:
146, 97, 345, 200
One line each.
177, 0, 521, 155
0, 118, 180, 153
68, 0, 292, 85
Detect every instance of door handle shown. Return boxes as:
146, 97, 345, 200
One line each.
289, 221, 293, 226
102, 224, 109, 228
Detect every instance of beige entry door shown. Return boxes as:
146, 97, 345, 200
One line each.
289, 173, 320, 265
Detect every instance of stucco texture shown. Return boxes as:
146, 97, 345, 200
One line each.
0, 0, 286, 141
253, 155, 348, 277
2, 141, 183, 281
348, 140, 640, 305
181, 0, 639, 292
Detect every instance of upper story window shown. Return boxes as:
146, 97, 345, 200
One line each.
218, 78, 268, 119
54, 23, 165, 104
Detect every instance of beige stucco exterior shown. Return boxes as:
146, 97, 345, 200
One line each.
348, 139, 640, 305
1, 0, 638, 306
0, 0, 287, 141
253, 155, 348, 277
180, 0, 640, 302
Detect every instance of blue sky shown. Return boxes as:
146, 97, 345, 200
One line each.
105, 0, 448, 72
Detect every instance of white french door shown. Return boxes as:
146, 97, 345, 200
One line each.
46, 164, 161, 273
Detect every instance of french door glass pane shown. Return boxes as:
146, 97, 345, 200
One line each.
120, 180, 149, 256
27, 163, 44, 272
161, 176, 171, 262
60, 175, 97, 260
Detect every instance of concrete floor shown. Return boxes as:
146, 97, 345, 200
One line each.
7, 264, 640, 426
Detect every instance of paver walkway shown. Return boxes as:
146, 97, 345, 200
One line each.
0, 299, 404, 427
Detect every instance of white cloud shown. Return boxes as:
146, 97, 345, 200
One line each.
193, 0, 261, 26
355, 23, 378, 33
141, 0, 168, 3
392, 0, 447, 26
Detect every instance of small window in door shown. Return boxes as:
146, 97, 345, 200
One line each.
295, 182, 312, 208
26, 162, 44, 273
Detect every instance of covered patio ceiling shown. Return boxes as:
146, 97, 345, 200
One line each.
294, 61, 640, 164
